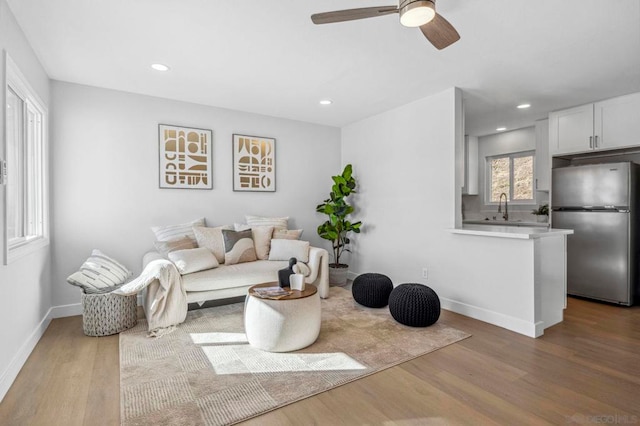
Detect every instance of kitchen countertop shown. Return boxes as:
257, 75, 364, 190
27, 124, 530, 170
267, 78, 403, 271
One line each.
450, 224, 574, 239
462, 219, 549, 228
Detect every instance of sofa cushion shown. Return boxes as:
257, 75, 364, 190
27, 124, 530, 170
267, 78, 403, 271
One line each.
222, 229, 257, 265
245, 215, 288, 231
154, 236, 196, 257
193, 225, 230, 264
168, 247, 219, 275
268, 239, 310, 263
151, 217, 205, 242
182, 260, 289, 292
272, 229, 303, 240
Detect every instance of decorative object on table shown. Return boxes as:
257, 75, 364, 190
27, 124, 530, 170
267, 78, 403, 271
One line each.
158, 124, 212, 190
277, 257, 297, 287
316, 163, 363, 286
352, 273, 393, 308
233, 134, 275, 192
81, 292, 138, 336
388, 283, 441, 327
290, 273, 306, 291
250, 285, 292, 299
120, 286, 470, 426
531, 203, 549, 223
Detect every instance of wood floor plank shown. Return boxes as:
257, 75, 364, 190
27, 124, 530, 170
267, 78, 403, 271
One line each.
0, 296, 639, 425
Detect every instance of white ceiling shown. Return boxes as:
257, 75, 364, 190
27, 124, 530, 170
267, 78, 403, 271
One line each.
6, 0, 640, 136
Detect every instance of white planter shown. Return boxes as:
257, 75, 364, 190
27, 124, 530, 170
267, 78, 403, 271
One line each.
537, 215, 548, 223
329, 265, 348, 286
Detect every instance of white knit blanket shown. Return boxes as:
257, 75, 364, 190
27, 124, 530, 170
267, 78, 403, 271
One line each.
113, 259, 187, 337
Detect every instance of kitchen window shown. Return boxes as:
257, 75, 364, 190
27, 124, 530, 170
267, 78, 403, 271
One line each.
486, 151, 535, 204
4, 54, 49, 264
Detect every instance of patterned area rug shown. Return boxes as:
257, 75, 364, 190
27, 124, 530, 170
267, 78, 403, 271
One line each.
120, 286, 470, 425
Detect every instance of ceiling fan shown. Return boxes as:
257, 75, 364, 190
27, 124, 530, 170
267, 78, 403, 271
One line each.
311, 0, 460, 50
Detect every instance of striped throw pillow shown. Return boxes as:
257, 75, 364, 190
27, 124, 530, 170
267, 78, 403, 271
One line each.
67, 250, 133, 294
151, 217, 205, 242
245, 215, 288, 231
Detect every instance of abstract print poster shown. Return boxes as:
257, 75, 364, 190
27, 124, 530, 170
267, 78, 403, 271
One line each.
232, 134, 275, 192
159, 124, 213, 189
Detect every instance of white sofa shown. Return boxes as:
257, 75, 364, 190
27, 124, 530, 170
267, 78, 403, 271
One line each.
143, 246, 330, 304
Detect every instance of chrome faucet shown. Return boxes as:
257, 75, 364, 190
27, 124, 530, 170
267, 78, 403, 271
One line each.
498, 192, 509, 221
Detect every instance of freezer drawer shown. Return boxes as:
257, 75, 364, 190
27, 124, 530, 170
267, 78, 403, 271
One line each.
552, 210, 632, 304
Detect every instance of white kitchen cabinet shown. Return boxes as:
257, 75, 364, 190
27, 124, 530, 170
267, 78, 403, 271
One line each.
549, 91, 640, 155
463, 135, 478, 195
535, 119, 550, 191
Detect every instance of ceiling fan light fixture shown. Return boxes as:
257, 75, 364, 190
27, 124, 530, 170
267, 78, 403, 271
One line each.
400, 0, 436, 28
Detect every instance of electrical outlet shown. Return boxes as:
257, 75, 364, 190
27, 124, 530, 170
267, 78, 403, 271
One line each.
422, 268, 428, 280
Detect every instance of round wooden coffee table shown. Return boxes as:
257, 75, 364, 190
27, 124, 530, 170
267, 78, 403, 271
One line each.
244, 282, 321, 352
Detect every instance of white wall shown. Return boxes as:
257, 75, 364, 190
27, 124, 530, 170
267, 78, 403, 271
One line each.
0, 0, 52, 401
50, 81, 341, 308
342, 88, 546, 336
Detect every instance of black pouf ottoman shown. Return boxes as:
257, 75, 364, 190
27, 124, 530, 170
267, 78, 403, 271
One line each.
388, 283, 440, 327
352, 273, 393, 308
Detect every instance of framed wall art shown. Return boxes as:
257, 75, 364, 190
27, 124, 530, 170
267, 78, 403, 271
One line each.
159, 124, 213, 189
232, 134, 276, 192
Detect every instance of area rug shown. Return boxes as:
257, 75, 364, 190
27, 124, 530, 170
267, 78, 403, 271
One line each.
120, 286, 470, 425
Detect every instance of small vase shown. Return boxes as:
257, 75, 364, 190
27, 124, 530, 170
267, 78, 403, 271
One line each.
537, 215, 548, 223
290, 273, 306, 291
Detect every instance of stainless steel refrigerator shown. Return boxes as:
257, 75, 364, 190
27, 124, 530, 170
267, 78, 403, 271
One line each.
552, 162, 639, 306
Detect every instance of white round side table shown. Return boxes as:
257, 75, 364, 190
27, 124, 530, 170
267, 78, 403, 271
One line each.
244, 282, 321, 352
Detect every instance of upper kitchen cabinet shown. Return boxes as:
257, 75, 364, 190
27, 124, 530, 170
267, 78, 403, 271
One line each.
549, 92, 640, 155
535, 119, 550, 191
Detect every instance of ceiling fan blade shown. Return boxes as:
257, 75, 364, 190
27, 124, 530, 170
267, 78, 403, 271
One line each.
419, 13, 460, 50
311, 6, 398, 25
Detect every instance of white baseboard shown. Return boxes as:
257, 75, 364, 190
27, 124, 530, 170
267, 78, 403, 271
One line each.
49, 302, 83, 318
440, 297, 542, 338
346, 271, 358, 282
0, 307, 52, 402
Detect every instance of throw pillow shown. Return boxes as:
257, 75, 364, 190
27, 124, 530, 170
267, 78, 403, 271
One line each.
272, 229, 303, 240
222, 229, 257, 265
168, 248, 219, 275
233, 225, 274, 260
67, 249, 133, 294
245, 215, 288, 231
151, 217, 205, 242
154, 236, 196, 257
193, 225, 231, 264
268, 239, 310, 263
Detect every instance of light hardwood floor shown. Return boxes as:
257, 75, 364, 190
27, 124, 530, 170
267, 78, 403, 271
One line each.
1, 296, 639, 425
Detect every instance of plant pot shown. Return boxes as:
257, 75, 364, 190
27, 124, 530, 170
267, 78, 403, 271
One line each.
536, 215, 548, 223
329, 264, 349, 286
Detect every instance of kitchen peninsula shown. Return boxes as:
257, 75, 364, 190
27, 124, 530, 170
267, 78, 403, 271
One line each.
448, 225, 573, 338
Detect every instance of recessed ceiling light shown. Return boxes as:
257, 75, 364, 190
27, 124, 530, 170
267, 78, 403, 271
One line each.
517, 103, 531, 109
151, 63, 170, 72
496, 127, 507, 132
319, 99, 333, 106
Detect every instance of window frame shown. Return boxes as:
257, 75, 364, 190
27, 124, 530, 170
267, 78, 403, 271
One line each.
485, 150, 536, 206
4, 53, 49, 264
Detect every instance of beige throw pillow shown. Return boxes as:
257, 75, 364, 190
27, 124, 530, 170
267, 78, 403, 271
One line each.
245, 215, 288, 231
268, 239, 310, 263
193, 225, 230, 264
154, 236, 196, 257
272, 229, 303, 240
168, 248, 219, 275
151, 217, 205, 242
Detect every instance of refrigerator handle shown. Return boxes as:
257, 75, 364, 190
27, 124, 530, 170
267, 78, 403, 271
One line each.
589, 136, 593, 149
594, 135, 599, 148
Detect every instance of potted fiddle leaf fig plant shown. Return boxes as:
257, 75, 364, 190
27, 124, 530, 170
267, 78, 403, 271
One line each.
316, 164, 363, 286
